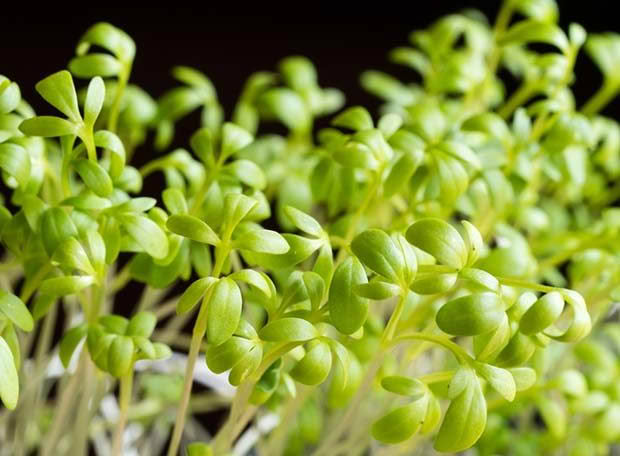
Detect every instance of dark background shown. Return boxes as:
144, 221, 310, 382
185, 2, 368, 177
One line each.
4, 2, 620, 125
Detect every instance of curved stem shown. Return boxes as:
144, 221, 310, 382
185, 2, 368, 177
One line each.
335, 168, 384, 265
311, 292, 407, 456
496, 276, 559, 294
112, 367, 134, 456
210, 341, 301, 454
108, 65, 131, 133
390, 332, 471, 364
581, 79, 620, 116
498, 80, 539, 119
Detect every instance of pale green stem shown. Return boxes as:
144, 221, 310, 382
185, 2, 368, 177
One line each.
496, 276, 559, 294
581, 79, 620, 116
14, 304, 58, 456
167, 239, 230, 456
112, 367, 134, 456
335, 168, 384, 265
312, 292, 407, 455
166, 290, 210, 456
71, 360, 96, 456
40, 351, 86, 456
389, 332, 471, 364
19, 263, 53, 303
498, 80, 539, 119
263, 385, 312, 456
210, 341, 302, 454
108, 64, 131, 134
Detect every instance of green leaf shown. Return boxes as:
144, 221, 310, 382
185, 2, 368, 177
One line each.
19, 116, 78, 137
118, 213, 169, 259
83, 76, 105, 126
384, 148, 424, 197
0, 290, 33, 332
40, 207, 79, 257
245, 234, 322, 270
351, 229, 405, 284
300, 272, 325, 311
461, 221, 484, 266
500, 19, 569, 53
94, 130, 126, 179
537, 396, 566, 439
434, 371, 486, 452
410, 272, 458, 295
436, 293, 505, 336
259, 318, 318, 342
381, 376, 426, 397
495, 332, 537, 367
134, 336, 156, 359
229, 269, 272, 297
108, 335, 134, 377
39, 275, 95, 297
221, 123, 253, 158
0, 143, 31, 189
234, 227, 289, 254
59, 324, 88, 368
553, 369, 587, 397
290, 341, 332, 385
377, 113, 403, 138
228, 344, 262, 386
474, 313, 510, 361
152, 342, 172, 360
126, 312, 157, 338
333, 141, 378, 170
35, 70, 81, 122
32, 295, 56, 321
166, 214, 219, 246
283, 206, 323, 237
328, 352, 362, 409
519, 291, 564, 335
546, 289, 591, 342
52, 237, 95, 276
0, 76, 20, 114
177, 277, 217, 315
406, 218, 467, 269
226, 159, 266, 189
354, 281, 401, 300
76, 22, 135, 62
207, 278, 242, 346
99, 315, 129, 334
586, 33, 620, 81
162, 188, 188, 215
372, 400, 428, 444
279, 56, 317, 90
509, 367, 537, 391
328, 257, 369, 335
206, 336, 254, 374
186, 442, 213, 456
73, 158, 113, 197
1, 324, 20, 369
21, 195, 46, 231
69, 54, 122, 78
332, 106, 373, 131
0, 337, 19, 409
476, 363, 516, 401
460, 268, 500, 293
259, 88, 311, 132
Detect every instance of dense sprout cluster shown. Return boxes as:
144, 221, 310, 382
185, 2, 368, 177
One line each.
1, 1, 619, 455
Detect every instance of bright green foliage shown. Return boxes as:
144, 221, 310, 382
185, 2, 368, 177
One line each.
1, 3, 620, 456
